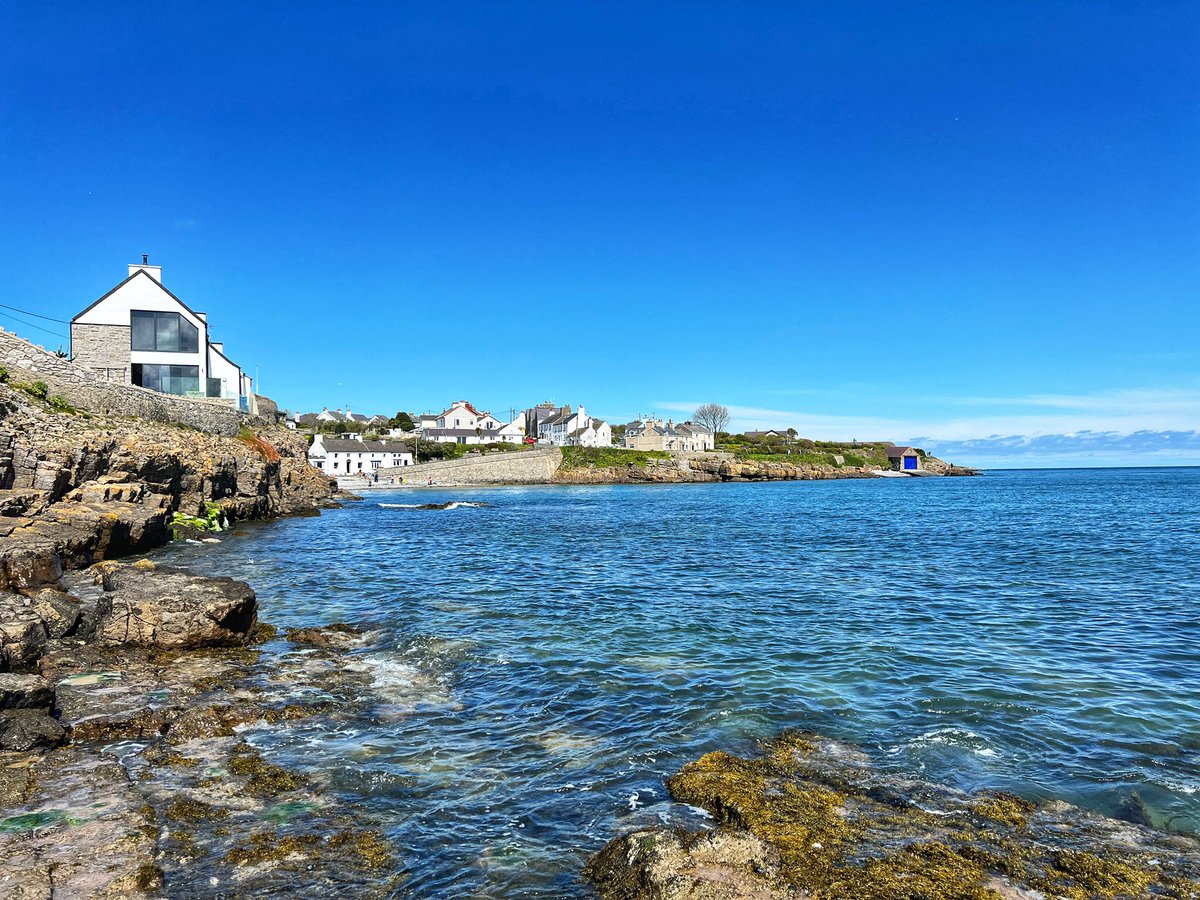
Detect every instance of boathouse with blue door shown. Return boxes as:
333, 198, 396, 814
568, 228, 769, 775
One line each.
886, 445, 921, 471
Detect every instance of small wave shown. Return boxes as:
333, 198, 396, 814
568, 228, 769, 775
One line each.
343, 655, 460, 712
379, 501, 489, 510
908, 727, 999, 758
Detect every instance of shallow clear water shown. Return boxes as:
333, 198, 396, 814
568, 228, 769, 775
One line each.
158, 468, 1200, 897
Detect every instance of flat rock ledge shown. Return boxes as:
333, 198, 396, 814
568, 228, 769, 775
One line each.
586, 733, 1200, 900
94, 561, 258, 649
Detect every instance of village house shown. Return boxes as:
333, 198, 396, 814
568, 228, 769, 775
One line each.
308, 432, 413, 475
69, 256, 253, 408
622, 418, 714, 452
534, 404, 612, 447
420, 400, 507, 445
886, 445, 921, 471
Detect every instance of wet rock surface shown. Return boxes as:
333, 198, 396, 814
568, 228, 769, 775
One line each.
587, 733, 1200, 899
0, 555, 405, 898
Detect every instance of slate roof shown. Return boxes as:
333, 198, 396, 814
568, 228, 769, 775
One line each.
318, 438, 411, 454
886, 445, 918, 457
423, 428, 502, 438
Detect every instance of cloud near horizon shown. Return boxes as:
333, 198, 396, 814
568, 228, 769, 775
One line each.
655, 387, 1200, 467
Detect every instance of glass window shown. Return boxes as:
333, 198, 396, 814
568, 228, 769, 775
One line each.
131, 363, 198, 395
130, 311, 199, 353
131, 312, 156, 350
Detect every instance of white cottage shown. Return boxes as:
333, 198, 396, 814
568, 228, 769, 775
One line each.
70, 256, 253, 408
308, 433, 413, 475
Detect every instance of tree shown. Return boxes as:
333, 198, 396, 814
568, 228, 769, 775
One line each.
390, 411, 415, 431
693, 403, 730, 436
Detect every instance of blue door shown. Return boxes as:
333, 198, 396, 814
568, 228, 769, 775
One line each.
904, 456, 917, 470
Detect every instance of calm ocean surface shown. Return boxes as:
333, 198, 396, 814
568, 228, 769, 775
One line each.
159, 467, 1200, 897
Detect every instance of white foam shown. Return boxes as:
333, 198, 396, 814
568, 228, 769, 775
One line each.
343, 655, 459, 712
909, 727, 999, 758
379, 501, 487, 509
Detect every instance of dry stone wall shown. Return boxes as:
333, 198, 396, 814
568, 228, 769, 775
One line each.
0, 327, 244, 436
379, 448, 562, 484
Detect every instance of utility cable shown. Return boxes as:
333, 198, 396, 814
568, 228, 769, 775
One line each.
0, 302, 70, 324
0, 310, 69, 342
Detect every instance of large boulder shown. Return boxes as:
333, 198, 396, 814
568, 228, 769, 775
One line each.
95, 563, 258, 649
0, 709, 68, 751
0, 673, 55, 710
0, 592, 50, 671
0, 667, 67, 751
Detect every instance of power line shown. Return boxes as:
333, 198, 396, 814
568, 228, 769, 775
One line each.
0, 310, 69, 342
0, 302, 69, 324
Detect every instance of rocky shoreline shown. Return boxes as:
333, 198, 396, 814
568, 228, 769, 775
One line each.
553, 452, 976, 485
0, 384, 395, 896
2, 561, 406, 897
586, 733, 1200, 899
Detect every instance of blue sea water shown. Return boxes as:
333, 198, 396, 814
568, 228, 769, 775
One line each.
159, 467, 1200, 897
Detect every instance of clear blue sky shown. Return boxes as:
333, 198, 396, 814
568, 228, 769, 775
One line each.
2, 2, 1197, 466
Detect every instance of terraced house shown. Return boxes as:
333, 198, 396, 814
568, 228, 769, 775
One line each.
621, 419, 714, 452
69, 256, 254, 409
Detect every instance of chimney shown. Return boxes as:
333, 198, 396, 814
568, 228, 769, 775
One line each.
128, 255, 163, 283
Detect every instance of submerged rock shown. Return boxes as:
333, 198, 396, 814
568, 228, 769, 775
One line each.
94, 563, 258, 649
587, 732, 1200, 900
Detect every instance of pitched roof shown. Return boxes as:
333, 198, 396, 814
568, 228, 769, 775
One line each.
437, 400, 488, 419
318, 438, 412, 453
422, 428, 502, 438
886, 445, 918, 457
72, 267, 208, 324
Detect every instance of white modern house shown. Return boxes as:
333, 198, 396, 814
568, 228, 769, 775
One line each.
420, 400, 507, 445
308, 433, 413, 474
70, 257, 253, 408
536, 405, 612, 448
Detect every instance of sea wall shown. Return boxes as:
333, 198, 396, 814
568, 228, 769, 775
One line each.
0, 327, 261, 436
379, 447, 562, 484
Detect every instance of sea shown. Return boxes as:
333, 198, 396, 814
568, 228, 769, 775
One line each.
157, 466, 1200, 897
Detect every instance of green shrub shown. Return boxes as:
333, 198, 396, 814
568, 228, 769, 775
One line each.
47, 395, 74, 413
560, 446, 671, 470
0, 366, 8, 383
28, 381, 49, 400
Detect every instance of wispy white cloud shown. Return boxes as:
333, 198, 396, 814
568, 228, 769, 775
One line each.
173, 217, 199, 230
655, 386, 1200, 467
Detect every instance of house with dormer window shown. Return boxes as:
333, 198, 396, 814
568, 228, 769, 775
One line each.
420, 400, 507, 444
69, 256, 253, 408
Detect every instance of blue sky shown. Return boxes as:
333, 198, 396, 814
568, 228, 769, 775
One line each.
1, 2, 1197, 467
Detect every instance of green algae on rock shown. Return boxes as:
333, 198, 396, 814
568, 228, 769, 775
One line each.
588, 732, 1200, 900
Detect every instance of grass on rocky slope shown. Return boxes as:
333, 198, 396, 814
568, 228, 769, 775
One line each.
559, 446, 671, 470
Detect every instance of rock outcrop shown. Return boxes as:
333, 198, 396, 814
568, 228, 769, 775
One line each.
587, 733, 1200, 899
94, 562, 258, 649
0, 672, 66, 751
0, 384, 335, 594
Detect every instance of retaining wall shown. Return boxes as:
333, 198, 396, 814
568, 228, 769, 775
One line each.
379, 447, 562, 484
0, 327, 248, 436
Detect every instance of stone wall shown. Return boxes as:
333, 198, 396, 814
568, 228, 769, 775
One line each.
70, 323, 131, 383
378, 447, 562, 484
0, 327, 244, 436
